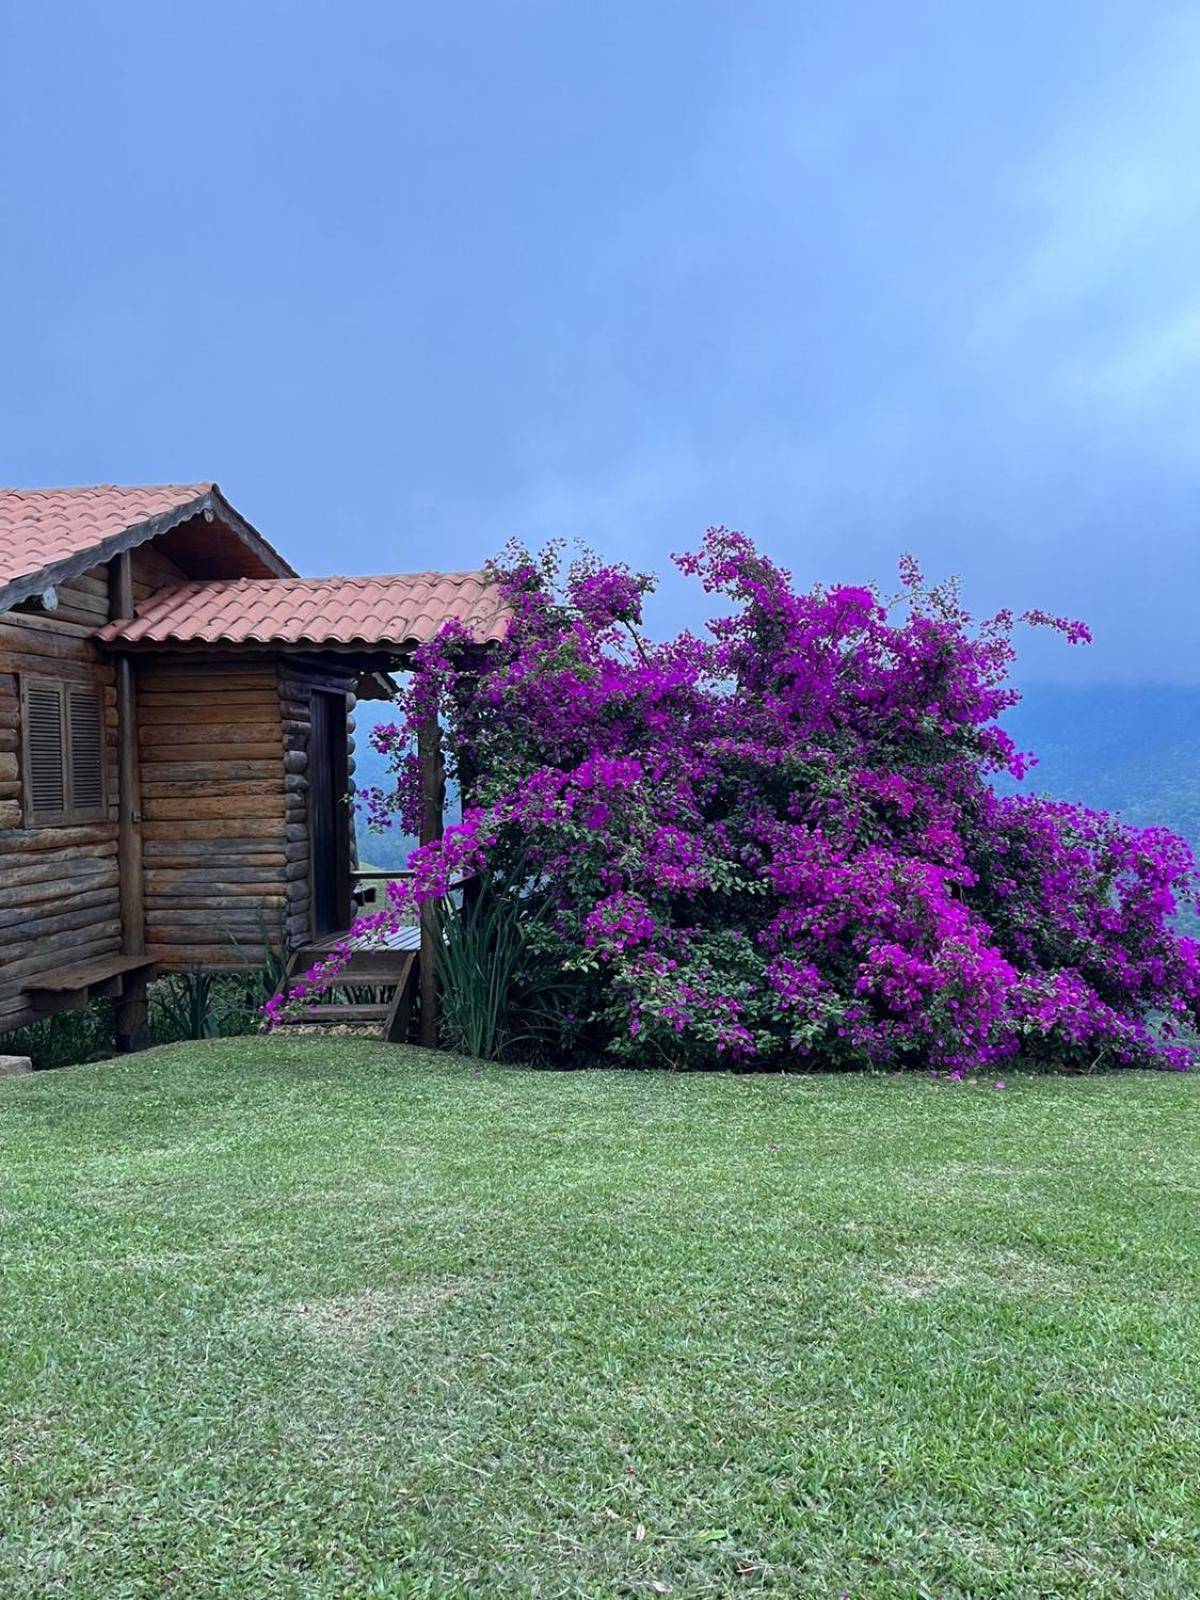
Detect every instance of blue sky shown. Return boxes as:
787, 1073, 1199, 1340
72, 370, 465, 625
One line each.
2, 1, 1198, 682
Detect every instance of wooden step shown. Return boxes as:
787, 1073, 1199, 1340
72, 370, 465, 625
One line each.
270, 947, 418, 1043
289, 950, 412, 981
286, 1003, 392, 1024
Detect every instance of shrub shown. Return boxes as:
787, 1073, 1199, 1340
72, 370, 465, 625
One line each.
280, 532, 1200, 1072
0, 1001, 116, 1069
435, 874, 584, 1060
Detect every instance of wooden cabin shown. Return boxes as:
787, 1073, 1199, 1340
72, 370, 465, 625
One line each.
0, 483, 507, 1048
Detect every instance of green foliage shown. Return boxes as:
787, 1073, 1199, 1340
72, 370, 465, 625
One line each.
0, 1000, 115, 1069
149, 969, 232, 1041
229, 905, 291, 1014
1, 1043, 1199, 1596
150, 906, 292, 1045
435, 877, 580, 1059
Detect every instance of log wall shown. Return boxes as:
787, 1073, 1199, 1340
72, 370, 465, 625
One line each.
130, 543, 188, 602
0, 572, 122, 1031
0, 563, 363, 1028
138, 656, 290, 968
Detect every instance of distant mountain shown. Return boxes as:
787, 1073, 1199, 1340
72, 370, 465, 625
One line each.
351, 714, 417, 870
1001, 684, 1200, 853
351, 713, 466, 871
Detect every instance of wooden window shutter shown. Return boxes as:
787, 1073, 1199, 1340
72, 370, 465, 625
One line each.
23, 679, 67, 820
67, 686, 105, 815
21, 676, 107, 825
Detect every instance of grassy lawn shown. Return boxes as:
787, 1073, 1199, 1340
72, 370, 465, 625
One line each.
1, 1045, 1198, 1597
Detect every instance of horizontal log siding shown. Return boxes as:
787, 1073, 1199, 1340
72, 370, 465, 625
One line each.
0, 604, 121, 1032
12, 564, 111, 629
130, 543, 189, 602
139, 657, 289, 968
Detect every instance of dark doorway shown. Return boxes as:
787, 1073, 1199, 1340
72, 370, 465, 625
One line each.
309, 690, 351, 937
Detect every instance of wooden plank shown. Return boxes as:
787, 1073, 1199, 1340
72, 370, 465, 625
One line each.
0, 892, 122, 937
140, 742, 283, 764
0, 847, 117, 882
142, 794, 285, 821
142, 847, 286, 868
145, 907, 284, 927
147, 944, 255, 966
0, 650, 113, 685
0, 823, 115, 853
136, 758, 279, 781
140, 780, 284, 802
26, 954, 156, 993
138, 720, 281, 746
136, 670, 278, 693
111, 552, 146, 963
0, 930, 123, 987
130, 544, 188, 594
60, 568, 108, 596
0, 612, 97, 644
418, 713, 444, 1048
145, 878, 287, 898
0, 871, 118, 911
138, 690, 281, 710
48, 594, 110, 627
384, 952, 418, 1042
287, 1003, 391, 1023
142, 819, 283, 840
137, 700, 281, 725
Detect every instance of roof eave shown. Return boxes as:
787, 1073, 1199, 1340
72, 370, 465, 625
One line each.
95, 635, 421, 663
0, 484, 297, 615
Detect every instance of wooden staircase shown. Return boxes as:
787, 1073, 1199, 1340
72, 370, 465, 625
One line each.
272, 928, 420, 1041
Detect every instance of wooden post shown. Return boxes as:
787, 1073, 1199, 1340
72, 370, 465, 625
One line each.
109, 553, 148, 1050
417, 712, 444, 1048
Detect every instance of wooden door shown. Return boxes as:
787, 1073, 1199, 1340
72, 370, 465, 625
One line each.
309, 691, 351, 937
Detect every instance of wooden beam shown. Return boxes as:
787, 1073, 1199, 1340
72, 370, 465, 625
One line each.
417, 713, 444, 1048
110, 552, 148, 1048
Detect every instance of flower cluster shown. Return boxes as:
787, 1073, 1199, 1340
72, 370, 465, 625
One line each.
275, 531, 1199, 1071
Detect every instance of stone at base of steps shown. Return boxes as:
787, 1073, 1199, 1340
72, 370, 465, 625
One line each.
0, 1055, 33, 1077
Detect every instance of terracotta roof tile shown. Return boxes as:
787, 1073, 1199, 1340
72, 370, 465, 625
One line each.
96, 573, 511, 651
0, 484, 213, 587
0, 482, 295, 607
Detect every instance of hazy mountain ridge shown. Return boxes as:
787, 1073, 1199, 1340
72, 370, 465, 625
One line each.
1001, 685, 1200, 852
351, 725, 417, 870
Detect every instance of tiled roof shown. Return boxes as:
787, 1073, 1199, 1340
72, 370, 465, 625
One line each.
0, 484, 210, 584
96, 573, 511, 651
0, 483, 294, 608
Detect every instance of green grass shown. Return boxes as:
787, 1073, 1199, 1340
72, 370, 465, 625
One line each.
1, 1045, 1199, 1597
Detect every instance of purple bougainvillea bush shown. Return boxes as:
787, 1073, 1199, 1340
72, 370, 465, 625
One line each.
272, 530, 1200, 1070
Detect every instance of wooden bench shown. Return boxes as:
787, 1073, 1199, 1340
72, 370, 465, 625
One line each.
25, 955, 159, 1017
